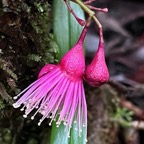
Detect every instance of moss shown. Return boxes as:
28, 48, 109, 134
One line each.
0, 1, 59, 144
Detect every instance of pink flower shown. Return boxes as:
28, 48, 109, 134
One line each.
13, 25, 88, 138
84, 41, 109, 87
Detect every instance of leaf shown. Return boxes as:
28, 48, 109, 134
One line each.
50, 121, 87, 144
53, 0, 85, 60
69, 122, 87, 144
50, 122, 68, 144
51, 1, 86, 144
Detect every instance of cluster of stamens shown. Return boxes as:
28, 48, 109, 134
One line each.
13, 0, 109, 142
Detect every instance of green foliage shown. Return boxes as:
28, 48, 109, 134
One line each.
0, 128, 12, 144
30, 2, 59, 64
0, 100, 5, 110
53, 0, 85, 60
0, 58, 18, 81
51, 0, 86, 144
111, 107, 134, 127
0, 1, 59, 144
27, 54, 42, 62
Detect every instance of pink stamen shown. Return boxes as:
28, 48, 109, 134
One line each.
38, 64, 56, 78
13, 24, 88, 138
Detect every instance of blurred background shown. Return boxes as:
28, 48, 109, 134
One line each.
85, 0, 144, 144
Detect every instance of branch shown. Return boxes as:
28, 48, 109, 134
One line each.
120, 98, 144, 120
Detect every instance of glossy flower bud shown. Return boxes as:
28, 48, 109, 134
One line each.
84, 42, 109, 87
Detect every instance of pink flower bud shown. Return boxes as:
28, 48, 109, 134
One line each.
38, 64, 56, 78
84, 42, 109, 87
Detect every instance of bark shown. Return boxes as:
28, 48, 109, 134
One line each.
86, 84, 119, 144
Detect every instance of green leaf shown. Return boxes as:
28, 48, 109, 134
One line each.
70, 122, 87, 144
53, 0, 85, 60
50, 121, 87, 144
51, 1, 86, 144
50, 122, 69, 144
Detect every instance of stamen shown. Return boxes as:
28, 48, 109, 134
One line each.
38, 121, 41, 126
23, 114, 27, 118
20, 105, 26, 111
31, 116, 35, 120
13, 103, 21, 108
13, 96, 18, 100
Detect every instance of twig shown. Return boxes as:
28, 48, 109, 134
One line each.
127, 120, 140, 144
120, 98, 144, 120
130, 121, 144, 129
108, 80, 134, 96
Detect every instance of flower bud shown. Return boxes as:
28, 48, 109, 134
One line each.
38, 64, 56, 78
84, 42, 109, 87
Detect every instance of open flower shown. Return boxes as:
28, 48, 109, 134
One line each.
84, 41, 109, 87
13, 25, 88, 138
